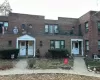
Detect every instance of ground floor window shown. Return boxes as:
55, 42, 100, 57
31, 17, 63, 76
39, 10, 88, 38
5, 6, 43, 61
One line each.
98, 40, 100, 50
85, 40, 89, 51
8, 40, 12, 46
50, 40, 65, 49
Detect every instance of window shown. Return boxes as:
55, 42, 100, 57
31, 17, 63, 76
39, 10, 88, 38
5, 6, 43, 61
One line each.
21, 24, 26, 30
98, 40, 100, 50
8, 40, 12, 46
45, 24, 59, 33
21, 41, 25, 46
54, 25, 59, 33
28, 41, 33, 46
4, 22, 8, 27
50, 40, 65, 49
78, 24, 82, 36
0, 21, 8, 33
0, 22, 3, 33
85, 22, 89, 32
97, 21, 100, 31
85, 40, 89, 51
45, 25, 49, 33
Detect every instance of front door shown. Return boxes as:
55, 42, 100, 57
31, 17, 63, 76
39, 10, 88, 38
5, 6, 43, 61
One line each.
28, 41, 33, 56
20, 41, 26, 56
72, 42, 79, 54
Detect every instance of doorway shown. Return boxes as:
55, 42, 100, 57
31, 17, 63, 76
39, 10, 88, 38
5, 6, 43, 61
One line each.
71, 39, 83, 56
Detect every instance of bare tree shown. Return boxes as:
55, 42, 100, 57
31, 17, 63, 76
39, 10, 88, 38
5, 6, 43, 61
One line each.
0, 0, 12, 16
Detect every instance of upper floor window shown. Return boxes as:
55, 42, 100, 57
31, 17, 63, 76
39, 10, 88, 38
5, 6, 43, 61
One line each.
45, 24, 59, 34
4, 22, 8, 27
97, 21, 100, 32
21, 24, 26, 30
85, 40, 89, 51
0, 21, 8, 34
50, 40, 65, 49
85, 22, 89, 32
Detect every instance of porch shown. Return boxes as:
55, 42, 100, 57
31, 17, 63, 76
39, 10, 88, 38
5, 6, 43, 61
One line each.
16, 34, 36, 57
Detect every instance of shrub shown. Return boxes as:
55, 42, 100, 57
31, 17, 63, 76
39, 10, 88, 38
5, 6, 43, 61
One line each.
0, 49, 19, 59
45, 52, 52, 58
28, 59, 36, 68
48, 49, 70, 59
35, 49, 40, 58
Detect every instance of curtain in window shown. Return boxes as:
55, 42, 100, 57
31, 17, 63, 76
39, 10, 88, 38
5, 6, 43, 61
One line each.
49, 25, 53, 33
61, 41, 64, 49
54, 25, 59, 33
45, 25, 49, 33
55, 41, 60, 48
86, 41, 89, 50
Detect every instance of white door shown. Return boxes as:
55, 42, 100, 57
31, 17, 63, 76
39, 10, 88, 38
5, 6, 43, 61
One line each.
72, 42, 79, 54
20, 41, 26, 56
28, 41, 33, 56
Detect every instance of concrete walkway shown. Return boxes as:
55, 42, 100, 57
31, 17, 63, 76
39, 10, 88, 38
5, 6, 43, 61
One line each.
73, 57, 89, 73
15, 59, 28, 69
0, 57, 100, 78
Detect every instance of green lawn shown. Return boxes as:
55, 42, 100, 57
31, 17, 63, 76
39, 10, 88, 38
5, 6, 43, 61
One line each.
84, 58, 100, 72
84, 58, 100, 67
27, 58, 73, 69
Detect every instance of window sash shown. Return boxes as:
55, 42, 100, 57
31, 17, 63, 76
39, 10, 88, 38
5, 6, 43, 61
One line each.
86, 46, 89, 50
85, 22, 89, 32
4, 22, 8, 27
50, 40, 65, 49
55, 41, 60, 48
49, 25, 54, 33
54, 25, 59, 33
50, 41, 55, 49
45, 25, 49, 33
98, 41, 100, 45
97, 22, 100, 31
98, 40, 100, 49
45, 24, 59, 33
85, 40, 89, 50
86, 41, 89, 45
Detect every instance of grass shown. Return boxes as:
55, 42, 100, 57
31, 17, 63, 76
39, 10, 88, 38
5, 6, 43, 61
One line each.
27, 58, 73, 69
84, 58, 100, 67
0, 59, 18, 70
84, 58, 100, 72
0, 74, 99, 80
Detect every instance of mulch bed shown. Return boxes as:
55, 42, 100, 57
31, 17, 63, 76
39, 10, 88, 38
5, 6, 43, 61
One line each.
0, 74, 99, 80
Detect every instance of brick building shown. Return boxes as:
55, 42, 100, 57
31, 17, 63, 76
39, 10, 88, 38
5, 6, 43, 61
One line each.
0, 11, 100, 57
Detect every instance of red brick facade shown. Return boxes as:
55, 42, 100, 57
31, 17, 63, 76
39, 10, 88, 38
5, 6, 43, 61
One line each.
0, 11, 100, 57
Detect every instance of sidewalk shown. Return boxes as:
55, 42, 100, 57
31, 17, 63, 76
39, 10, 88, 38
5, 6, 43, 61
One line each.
0, 57, 99, 77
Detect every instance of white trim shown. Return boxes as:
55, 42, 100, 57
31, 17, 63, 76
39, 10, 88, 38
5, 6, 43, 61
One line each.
71, 39, 83, 41
71, 39, 83, 56
17, 34, 35, 41
16, 34, 36, 57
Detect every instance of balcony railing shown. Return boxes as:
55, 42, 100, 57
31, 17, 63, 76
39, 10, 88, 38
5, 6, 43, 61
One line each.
44, 30, 81, 36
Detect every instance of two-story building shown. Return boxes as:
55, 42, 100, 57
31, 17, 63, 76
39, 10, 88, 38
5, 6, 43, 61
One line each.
0, 11, 100, 57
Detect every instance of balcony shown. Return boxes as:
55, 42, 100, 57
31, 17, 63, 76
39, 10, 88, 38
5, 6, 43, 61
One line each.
44, 30, 81, 36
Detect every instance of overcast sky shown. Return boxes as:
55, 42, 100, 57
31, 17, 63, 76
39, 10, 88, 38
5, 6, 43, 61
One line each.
0, 0, 100, 19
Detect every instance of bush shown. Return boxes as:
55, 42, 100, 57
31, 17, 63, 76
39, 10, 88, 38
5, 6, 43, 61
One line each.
28, 59, 36, 68
48, 49, 70, 59
0, 49, 19, 59
45, 52, 52, 58
35, 49, 40, 58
